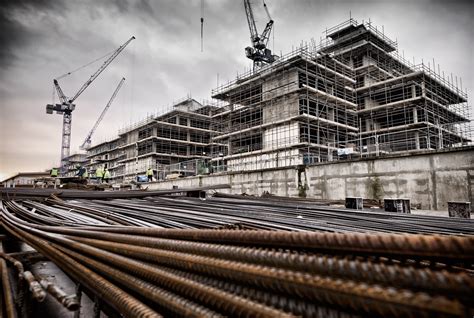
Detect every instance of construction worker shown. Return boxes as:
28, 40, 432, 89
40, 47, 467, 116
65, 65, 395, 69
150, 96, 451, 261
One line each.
74, 165, 86, 178
75, 165, 82, 176
95, 167, 104, 183
50, 167, 59, 189
146, 167, 153, 182
50, 167, 58, 178
103, 168, 111, 183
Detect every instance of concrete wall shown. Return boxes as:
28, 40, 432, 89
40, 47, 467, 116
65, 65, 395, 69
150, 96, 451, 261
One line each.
227, 149, 301, 172
262, 93, 299, 123
262, 69, 298, 101
148, 147, 474, 210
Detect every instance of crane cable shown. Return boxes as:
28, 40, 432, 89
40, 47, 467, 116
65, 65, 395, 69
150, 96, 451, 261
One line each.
55, 48, 116, 80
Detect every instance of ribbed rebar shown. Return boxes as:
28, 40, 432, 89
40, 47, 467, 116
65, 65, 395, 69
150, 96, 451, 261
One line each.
38, 276, 80, 311
10, 225, 294, 318
2, 196, 473, 318
0, 250, 16, 318
59, 231, 473, 300
66, 236, 465, 317
56, 227, 473, 261
1, 220, 161, 318
51, 242, 222, 317
153, 264, 361, 318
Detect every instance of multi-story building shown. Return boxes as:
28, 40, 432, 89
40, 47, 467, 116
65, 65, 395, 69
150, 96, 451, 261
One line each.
84, 18, 470, 180
210, 18, 470, 171
322, 20, 470, 153
86, 98, 224, 183
85, 137, 123, 180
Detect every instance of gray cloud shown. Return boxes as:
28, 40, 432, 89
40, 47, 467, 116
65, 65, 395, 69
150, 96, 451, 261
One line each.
0, 0, 66, 68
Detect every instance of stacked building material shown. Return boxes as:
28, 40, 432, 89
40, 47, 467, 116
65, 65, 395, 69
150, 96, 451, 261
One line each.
1, 196, 473, 317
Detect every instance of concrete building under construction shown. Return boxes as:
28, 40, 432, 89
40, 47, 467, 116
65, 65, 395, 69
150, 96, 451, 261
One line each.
85, 98, 225, 183
84, 18, 471, 191
210, 18, 470, 172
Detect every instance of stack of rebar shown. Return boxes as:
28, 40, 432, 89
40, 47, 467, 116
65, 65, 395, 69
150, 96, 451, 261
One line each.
1, 195, 473, 317
5, 195, 473, 234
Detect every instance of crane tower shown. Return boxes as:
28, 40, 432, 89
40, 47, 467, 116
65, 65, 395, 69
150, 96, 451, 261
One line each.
46, 36, 135, 172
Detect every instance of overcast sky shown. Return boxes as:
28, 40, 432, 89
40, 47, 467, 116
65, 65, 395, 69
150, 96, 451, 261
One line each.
0, 0, 473, 180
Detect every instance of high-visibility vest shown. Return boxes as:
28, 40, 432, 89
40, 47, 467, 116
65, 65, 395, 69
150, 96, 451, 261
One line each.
82, 171, 89, 178
104, 170, 111, 179
51, 168, 58, 177
96, 168, 103, 178
146, 169, 153, 176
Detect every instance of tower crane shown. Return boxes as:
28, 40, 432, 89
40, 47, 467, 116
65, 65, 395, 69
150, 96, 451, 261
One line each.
243, 0, 277, 69
80, 77, 126, 150
46, 36, 135, 172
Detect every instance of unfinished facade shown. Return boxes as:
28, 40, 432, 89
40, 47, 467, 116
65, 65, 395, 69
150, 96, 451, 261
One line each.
82, 18, 470, 181
211, 18, 470, 171
86, 98, 224, 182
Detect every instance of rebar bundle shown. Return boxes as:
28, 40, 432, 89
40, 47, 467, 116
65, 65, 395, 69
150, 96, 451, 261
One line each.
0, 195, 473, 317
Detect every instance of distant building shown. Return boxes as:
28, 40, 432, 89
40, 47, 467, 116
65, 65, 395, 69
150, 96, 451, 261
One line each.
85, 98, 225, 183
1, 172, 50, 188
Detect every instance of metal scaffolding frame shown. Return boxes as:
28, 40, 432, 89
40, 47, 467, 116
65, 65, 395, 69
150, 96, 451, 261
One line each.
209, 18, 471, 172
83, 18, 471, 181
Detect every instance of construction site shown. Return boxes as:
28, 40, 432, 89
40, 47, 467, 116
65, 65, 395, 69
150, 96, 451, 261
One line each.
0, 1, 473, 317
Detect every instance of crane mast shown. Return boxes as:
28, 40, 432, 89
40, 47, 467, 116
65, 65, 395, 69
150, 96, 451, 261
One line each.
46, 36, 135, 173
243, 0, 276, 69
80, 77, 126, 150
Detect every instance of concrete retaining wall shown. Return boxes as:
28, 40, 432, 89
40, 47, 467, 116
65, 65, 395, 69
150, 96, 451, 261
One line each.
147, 147, 474, 210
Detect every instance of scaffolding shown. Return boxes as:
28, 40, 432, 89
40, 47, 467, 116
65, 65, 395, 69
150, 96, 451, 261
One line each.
210, 18, 471, 172
84, 18, 471, 182
87, 97, 225, 183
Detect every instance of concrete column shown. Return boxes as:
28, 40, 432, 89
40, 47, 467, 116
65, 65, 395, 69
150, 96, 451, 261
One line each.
366, 119, 372, 132
414, 131, 420, 150
435, 118, 443, 149
328, 108, 335, 121
348, 57, 354, 68
413, 108, 418, 123
327, 149, 333, 161
411, 84, 416, 98
421, 82, 426, 97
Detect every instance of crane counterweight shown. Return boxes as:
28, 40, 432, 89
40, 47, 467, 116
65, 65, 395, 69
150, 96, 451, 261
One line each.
243, 0, 277, 69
